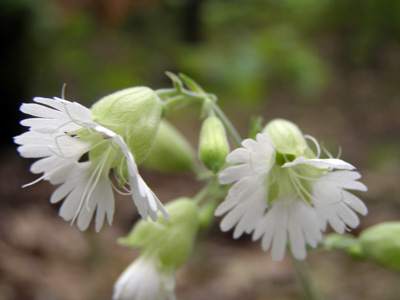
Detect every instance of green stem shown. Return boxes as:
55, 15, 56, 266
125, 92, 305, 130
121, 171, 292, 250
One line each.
156, 89, 205, 113
211, 102, 242, 147
291, 256, 324, 300
193, 177, 219, 205
157, 75, 243, 147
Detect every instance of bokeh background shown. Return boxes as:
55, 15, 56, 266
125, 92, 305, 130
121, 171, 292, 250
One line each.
1, 0, 400, 299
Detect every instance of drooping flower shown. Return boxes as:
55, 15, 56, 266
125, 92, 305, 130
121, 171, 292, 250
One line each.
14, 88, 168, 231
113, 255, 176, 300
114, 198, 199, 300
216, 119, 367, 261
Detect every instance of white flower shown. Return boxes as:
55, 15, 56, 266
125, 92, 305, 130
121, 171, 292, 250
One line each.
14, 97, 168, 231
113, 255, 176, 300
216, 132, 367, 261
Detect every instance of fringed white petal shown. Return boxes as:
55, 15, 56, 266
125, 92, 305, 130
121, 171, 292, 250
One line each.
253, 199, 322, 261
219, 164, 253, 184
283, 157, 355, 170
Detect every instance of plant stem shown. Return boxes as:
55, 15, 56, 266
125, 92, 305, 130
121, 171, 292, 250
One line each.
291, 256, 324, 300
193, 177, 219, 205
157, 79, 243, 147
211, 102, 242, 147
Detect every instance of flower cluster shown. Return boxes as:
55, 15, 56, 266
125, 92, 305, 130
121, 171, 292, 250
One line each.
14, 90, 168, 232
216, 119, 368, 260
14, 75, 372, 300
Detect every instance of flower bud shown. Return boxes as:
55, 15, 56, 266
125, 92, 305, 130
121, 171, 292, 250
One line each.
359, 222, 400, 270
199, 116, 230, 173
142, 120, 196, 173
119, 198, 199, 269
91, 87, 162, 163
264, 118, 307, 156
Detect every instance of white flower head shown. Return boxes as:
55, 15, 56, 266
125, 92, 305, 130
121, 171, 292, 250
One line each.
15, 91, 168, 232
113, 255, 176, 300
216, 119, 367, 261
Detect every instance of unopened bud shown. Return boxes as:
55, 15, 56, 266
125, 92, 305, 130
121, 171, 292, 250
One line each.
143, 120, 195, 173
119, 198, 199, 269
91, 87, 162, 163
199, 116, 230, 173
359, 222, 400, 270
264, 119, 307, 156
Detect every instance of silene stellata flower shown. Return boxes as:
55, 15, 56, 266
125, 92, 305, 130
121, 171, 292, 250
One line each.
14, 87, 168, 232
113, 255, 176, 300
216, 119, 368, 261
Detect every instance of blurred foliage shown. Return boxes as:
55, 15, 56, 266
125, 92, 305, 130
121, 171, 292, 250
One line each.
2, 0, 400, 107
368, 141, 400, 171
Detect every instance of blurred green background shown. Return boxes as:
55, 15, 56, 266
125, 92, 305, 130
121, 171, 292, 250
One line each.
1, 0, 400, 299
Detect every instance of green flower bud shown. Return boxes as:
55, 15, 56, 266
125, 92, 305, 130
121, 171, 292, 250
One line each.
199, 116, 230, 173
91, 87, 162, 163
359, 222, 400, 270
264, 118, 307, 156
119, 198, 199, 269
142, 120, 196, 173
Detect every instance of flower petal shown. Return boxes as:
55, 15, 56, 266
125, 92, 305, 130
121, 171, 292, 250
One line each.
20, 103, 66, 120
321, 171, 368, 191
225, 148, 251, 163
94, 174, 115, 232
215, 177, 261, 216
343, 190, 368, 215
219, 164, 253, 185
283, 157, 355, 170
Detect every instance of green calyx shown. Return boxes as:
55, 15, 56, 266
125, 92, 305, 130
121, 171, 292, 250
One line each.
142, 120, 196, 173
119, 198, 199, 269
359, 222, 400, 270
324, 222, 400, 271
90, 87, 162, 164
199, 116, 230, 173
264, 119, 308, 156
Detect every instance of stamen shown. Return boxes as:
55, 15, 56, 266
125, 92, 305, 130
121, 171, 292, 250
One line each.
84, 149, 110, 210
287, 167, 341, 207
286, 168, 311, 205
22, 159, 78, 188
321, 142, 334, 159
22, 175, 46, 188
61, 83, 67, 99
70, 161, 102, 225
112, 170, 128, 192
111, 181, 132, 196
285, 168, 320, 181
294, 169, 345, 206
336, 146, 342, 159
304, 135, 321, 158
116, 156, 130, 186
70, 148, 111, 225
